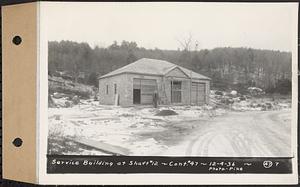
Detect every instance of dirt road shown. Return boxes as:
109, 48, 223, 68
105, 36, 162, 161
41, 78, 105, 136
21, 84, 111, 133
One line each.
160, 110, 292, 157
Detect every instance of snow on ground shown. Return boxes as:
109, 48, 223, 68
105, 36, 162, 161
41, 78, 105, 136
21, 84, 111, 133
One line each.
210, 89, 291, 112
231, 97, 291, 111
161, 110, 292, 157
48, 96, 291, 156
48, 101, 222, 156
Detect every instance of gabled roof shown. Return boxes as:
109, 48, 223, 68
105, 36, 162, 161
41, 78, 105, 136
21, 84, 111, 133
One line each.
99, 58, 210, 80
164, 66, 190, 78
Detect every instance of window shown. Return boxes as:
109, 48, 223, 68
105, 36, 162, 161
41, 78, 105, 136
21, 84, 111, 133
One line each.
114, 83, 117, 94
106, 85, 109, 94
171, 81, 182, 103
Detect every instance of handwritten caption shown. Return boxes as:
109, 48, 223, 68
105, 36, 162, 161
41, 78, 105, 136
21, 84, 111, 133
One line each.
50, 158, 252, 172
47, 156, 292, 174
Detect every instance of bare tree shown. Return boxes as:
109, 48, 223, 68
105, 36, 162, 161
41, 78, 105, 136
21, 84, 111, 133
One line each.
176, 32, 193, 51
176, 32, 200, 52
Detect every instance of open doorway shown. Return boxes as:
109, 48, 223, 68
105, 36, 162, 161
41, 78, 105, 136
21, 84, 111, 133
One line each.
133, 89, 141, 104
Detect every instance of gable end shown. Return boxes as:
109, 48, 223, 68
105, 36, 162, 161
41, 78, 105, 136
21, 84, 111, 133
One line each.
165, 67, 190, 78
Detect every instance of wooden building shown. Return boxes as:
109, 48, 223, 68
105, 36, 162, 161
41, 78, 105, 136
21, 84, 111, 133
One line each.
98, 58, 210, 106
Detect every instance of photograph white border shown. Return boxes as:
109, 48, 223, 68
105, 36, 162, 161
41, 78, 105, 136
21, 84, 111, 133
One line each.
37, 2, 298, 185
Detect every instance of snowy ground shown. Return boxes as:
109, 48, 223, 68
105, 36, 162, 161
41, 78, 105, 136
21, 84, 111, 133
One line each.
161, 110, 291, 157
48, 101, 226, 155
48, 98, 292, 157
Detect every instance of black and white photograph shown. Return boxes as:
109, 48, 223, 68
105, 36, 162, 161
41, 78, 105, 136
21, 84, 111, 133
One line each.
42, 2, 297, 179
1, 1, 298, 185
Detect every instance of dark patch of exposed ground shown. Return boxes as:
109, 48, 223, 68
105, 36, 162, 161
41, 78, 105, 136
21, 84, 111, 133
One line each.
135, 119, 207, 147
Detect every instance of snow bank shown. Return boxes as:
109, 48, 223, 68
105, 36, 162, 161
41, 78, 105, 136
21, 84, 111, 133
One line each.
232, 97, 291, 111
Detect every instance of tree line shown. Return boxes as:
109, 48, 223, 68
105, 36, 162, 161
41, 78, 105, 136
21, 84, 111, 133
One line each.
48, 40, 292, 94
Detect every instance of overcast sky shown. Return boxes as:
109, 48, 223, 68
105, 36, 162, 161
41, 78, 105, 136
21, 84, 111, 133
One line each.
41, 2, 297, 52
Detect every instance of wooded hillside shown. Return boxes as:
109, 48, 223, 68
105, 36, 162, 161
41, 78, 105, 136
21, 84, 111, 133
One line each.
48, 40, 292, 94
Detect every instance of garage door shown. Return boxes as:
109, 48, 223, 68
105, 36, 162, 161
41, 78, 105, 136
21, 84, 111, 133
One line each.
191, 82, 206, 105
133, 79, 157, 104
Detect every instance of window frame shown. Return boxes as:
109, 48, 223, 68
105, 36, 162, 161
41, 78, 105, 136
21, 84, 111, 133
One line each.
114, 83, 117, 94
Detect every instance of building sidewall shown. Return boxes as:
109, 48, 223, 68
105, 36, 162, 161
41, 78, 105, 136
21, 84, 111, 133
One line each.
99, 73, 210, 106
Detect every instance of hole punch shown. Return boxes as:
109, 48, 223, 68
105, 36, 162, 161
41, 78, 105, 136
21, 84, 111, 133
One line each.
12, 36, 22, 45
12, 138, 23, 147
